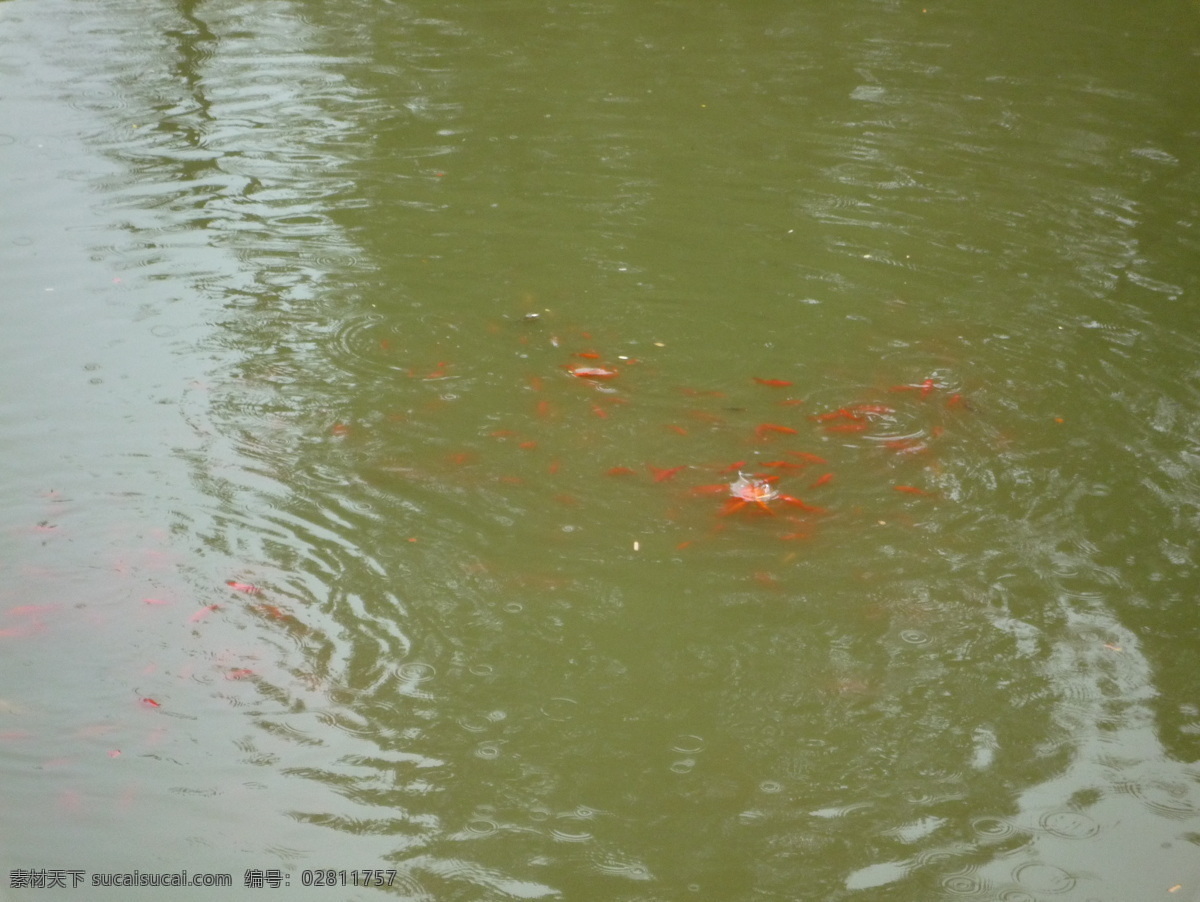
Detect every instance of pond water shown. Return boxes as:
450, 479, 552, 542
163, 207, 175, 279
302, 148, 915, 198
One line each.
2, 0, 1199, 899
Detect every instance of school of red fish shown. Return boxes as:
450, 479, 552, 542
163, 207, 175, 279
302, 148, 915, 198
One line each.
6, 317, 976, 753
376, 316, 976, 551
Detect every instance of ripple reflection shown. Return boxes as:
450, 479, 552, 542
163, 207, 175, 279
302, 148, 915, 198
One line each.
1012, 862, 1076, 894
940, 865, 989, 896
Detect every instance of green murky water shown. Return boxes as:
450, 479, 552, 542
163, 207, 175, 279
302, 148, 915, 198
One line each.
2, 1, 1199, 899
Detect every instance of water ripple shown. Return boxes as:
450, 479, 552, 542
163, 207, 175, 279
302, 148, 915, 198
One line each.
1011, 862, 1076, 894
970, 816, 1021, 841
1113, 774, 1200, 820
939, 865, 989, 896
590, 853, 653, 881
16, 0, 1198, 895
548, 814, 593, 843
1036, 808, 1102, 839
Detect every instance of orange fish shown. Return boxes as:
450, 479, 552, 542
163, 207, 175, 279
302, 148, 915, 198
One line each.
189, 604, 219, 623
226, 581, 261, 595
753, 377, 793, 387
720, 474, 808, 514
607, 466, 638, 476
8, 605, 57, 617
824, 422, 869, 433
776, 495, 826, 513
890, 378, 937, 397
811, 408, 863, 422
883, 439, 928, 455
567, 366, 618, 380
722, 497, 770, 517
893, 485, 932, 496
810, 473, 834, 488
723, 473, 779, 514
786, 451, 827, 464
649, 466, 686, 482
755, 423, 799, 437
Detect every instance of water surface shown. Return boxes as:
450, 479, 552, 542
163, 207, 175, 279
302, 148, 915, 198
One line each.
2, 0, 1199, 899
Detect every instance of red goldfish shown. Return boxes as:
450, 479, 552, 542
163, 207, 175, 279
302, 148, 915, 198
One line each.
753, 378, 793, 387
